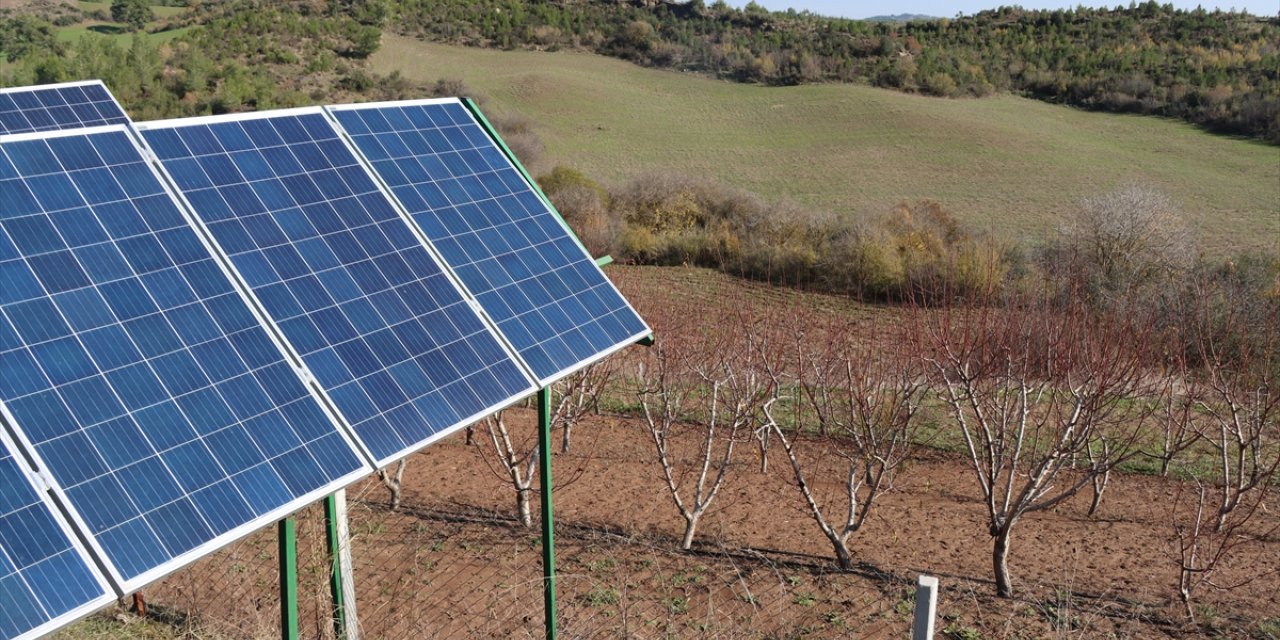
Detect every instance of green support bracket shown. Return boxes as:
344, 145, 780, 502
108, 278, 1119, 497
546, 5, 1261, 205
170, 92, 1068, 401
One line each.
537, 387, 557, 640
594, 255, 614, 267
636, 334, 655, 347
278, 518, 299, 640
323, 495, 346, 638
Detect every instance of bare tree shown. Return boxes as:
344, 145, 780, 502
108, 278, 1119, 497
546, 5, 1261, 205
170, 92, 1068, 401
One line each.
553, 361, 617, 454
1166, 262, 1280, 622
473, 397, 599, 527
636, 296, 770, 550
1053, 184, 1192, 304
1170, 475, 1279, 623
479, 409, 539, 527
1150, 366, 1200, 478
765, 308, 926, 570
1189, 290, 1279, 533
917, 290, 1154, 597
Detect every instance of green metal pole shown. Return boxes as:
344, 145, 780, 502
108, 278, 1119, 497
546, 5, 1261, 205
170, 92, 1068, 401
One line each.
323, 495, 346, 638
537, 387, 557, 640
278, 517, 299, 640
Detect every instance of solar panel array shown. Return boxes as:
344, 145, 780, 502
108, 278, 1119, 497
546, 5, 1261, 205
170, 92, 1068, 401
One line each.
329, 100, 649, 384
0, 82, 648, 640
137, 110, 536, 464
0, 127, 369, 594
0, 428, 112, 640
0, 82, 130, 136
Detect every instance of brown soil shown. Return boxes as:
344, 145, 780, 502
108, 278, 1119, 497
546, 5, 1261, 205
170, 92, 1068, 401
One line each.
136, 267, 1278, 639
363, 407, 1277, 639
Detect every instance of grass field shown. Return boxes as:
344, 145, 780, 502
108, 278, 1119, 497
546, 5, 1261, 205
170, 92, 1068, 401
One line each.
373, 35, 1279, 254
54, 1, 190, 45
54, 23, 192, 44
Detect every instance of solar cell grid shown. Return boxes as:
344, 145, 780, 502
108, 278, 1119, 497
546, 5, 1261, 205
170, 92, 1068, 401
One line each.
137, 110, 536, 464
0, 81, 130, 136
328, 100, 649, 384
0, 427, 113, 640
0, 126, 369, 590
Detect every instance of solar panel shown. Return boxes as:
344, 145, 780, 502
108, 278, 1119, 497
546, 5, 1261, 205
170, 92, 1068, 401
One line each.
327, 100, 650, 384
136, 109, 537, 465
0, 125, 370, 591
0, 81, 130, 136
0, 427, 113, 640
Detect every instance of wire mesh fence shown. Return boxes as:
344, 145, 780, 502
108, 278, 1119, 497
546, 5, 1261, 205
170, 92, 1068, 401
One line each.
120, 440, 915, 640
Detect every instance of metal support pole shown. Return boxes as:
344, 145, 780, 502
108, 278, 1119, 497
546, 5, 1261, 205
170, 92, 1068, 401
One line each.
278, 518, 299, 640
537, 387, 557, 640
324, 495, 346, 637
912, 574, 939, 640
324, 492, 360, 639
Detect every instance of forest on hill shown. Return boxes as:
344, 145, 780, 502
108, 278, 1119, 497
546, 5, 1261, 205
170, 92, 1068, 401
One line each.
0, 0, 1276, 305
388, 0, 1280, 142
1, 0, 1277, 141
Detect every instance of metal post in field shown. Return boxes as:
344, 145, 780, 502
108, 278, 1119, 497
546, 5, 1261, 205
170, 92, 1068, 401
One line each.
325, 491, 360, 639
278, 518, 299, 640
912, 574, 939, 640
537, 386, 558, 640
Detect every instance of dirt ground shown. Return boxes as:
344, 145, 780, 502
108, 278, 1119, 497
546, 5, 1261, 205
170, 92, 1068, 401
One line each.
125, 266, 1278, 639
356, 404, 1278, 639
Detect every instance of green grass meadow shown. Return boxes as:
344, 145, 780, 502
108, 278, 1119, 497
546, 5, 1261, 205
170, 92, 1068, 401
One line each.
55, 2, 191, 45
373, 35, 1279, 254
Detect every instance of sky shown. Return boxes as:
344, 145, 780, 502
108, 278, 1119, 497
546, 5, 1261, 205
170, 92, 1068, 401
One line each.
740, 1, 1279, 19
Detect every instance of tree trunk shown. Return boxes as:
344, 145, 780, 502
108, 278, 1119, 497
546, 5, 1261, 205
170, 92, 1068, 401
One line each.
561, 423, 572, 454
379, 460, 407, 511
1088, 468, 1110, 517
758, 431, 769, 474
516, 486, 532, 528
465, 424, 474, 446
993, 528, 1013, 598
830, 536, 852, 571
1214, 496, 1235, 533
680, 513, 699, 550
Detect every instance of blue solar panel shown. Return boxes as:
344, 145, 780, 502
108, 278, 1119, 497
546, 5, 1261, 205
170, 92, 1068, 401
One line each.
137, 110, 537, 465
0, 428, 113, 640
0, 126, 370, 590
0, 81, 130, 136
328, 100, 649, 384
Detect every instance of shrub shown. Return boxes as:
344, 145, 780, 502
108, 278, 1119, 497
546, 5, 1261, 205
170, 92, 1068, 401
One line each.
540, 166, 617, 257
0, 16, 62, 63
111, 0, 152, 31
923, 71, 959, 97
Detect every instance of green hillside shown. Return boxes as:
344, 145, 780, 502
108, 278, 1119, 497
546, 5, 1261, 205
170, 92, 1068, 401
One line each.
388, 1, 1280, 142
373, 36, 1279, 253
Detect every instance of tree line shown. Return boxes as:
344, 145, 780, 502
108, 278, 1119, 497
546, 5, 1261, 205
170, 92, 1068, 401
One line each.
0, 0, 396, 119
3, 0, 1274, 141
387, 0, 1280, 143
538, 164, 1279, 320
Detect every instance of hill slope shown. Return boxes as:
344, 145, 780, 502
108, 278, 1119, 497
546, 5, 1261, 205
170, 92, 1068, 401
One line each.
373, 36, 1279, 253
387, 1, 1280, 142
